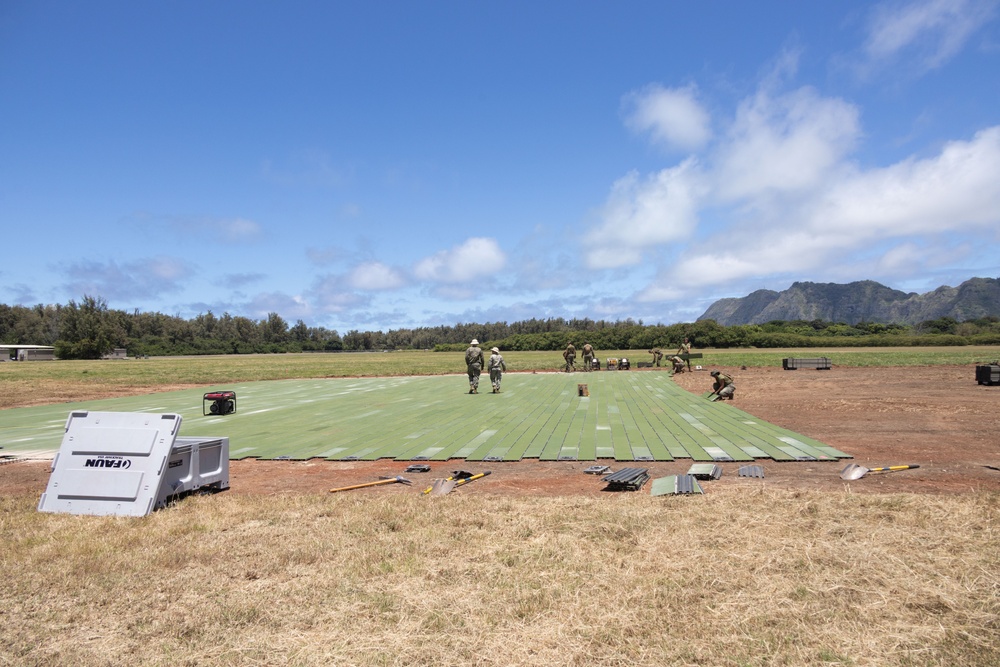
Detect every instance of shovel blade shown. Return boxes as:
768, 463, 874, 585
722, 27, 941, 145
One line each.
840, 463, 868, 481
430, 479, 457, 496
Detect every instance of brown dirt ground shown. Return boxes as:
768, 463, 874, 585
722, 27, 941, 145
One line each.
3, 365, 999, 498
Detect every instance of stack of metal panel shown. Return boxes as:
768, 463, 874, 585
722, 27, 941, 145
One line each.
601, 467, 649, 491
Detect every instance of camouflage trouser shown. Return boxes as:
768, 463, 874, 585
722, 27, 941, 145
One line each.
716, 383, 735, 399
583, 354, 593, 371
468, 363, 481, 391
490, 368, 503, 390
564, 355, 575, 372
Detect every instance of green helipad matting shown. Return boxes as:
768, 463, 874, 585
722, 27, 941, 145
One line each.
0, 372, 851, 463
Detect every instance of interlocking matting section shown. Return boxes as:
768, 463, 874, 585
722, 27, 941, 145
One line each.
0, 372, 850, 462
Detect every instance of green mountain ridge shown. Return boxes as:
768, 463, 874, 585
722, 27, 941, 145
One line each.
698, 277, 1000, 326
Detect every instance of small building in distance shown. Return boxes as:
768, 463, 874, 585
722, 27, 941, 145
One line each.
0, 344, 56, 361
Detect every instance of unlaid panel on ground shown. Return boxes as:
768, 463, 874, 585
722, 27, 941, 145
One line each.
0, 372, 850, 462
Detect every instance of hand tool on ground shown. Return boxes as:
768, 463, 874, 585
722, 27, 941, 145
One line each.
429, 471, 492, 496
451, 470, 491, 489
839, 463, 920, 481
329, 476, 411, 493
429, 478, 457, 496
421, 470, 474, 495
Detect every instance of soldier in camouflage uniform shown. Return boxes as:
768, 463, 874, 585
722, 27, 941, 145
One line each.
465, 339, 484, 394
563, 343, 576, 372
710, 370, 735, 400
488, 347, 506, 393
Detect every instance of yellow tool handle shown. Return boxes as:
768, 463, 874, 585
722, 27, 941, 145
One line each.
329, 478, 397, 493
452, 470, 492, 488
871, 465, 920, 473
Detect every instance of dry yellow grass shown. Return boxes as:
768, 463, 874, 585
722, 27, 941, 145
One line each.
3, 488, 998, 666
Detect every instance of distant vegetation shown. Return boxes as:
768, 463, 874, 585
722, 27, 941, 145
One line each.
2, 295, 1000, 359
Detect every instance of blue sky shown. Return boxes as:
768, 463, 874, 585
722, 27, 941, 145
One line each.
2, 0, 999, 332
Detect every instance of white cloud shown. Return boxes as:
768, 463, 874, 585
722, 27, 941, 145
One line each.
863, 0, 997, 71
413, 237, 506, 283
715, 87, 861, 201
348, 262, 406, 290
808, 126, 1000, 235
584, 160, 705, 269
623, 84, 712, 152
650, 125, 1000, 293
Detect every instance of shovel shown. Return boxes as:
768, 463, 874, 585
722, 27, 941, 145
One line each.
429, 471, 492, 496
839, 463, 920, 481
329, 476, 411, 493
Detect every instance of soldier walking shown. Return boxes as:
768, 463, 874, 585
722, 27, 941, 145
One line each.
465, 339, 484, 394
563, 343, 576, 372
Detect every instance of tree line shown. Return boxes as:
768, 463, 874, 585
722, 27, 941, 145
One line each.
1, 296, 999, 360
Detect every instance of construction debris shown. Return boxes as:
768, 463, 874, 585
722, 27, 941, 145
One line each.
600, 467, 649, 491
738, 464, 765, 478
404, 464, 431, 473
583, 465, 610, 475
687, 463, 722, 480
650, 475, 704, 496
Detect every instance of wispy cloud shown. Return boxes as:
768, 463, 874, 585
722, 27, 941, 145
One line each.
862, 0, 998, 73
61, 257, 192, 301
259, 149, 354, 189
127, 212, 263, 244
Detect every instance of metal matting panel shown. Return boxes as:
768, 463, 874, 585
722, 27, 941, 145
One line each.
1, 372, 850, 463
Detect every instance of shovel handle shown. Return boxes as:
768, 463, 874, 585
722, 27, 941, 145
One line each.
872, 465, 920, 473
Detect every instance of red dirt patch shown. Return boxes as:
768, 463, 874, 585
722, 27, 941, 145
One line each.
3, 365, 999, 497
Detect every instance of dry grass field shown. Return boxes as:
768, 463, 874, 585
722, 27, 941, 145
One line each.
2, 350, 1000, 665
3, 490, 998, 666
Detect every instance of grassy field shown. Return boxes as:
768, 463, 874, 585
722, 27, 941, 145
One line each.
4, 489, 998, 666
2, 346, 999, 410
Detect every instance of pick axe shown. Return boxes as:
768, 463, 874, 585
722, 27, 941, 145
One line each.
329, 476, 411, 493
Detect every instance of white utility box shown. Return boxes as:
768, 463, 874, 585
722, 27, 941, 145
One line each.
38, 411, 229, 517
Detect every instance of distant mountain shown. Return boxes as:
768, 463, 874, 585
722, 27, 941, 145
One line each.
698, 278, 1000, 326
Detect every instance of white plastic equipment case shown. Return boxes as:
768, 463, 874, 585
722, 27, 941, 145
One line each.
38, 411, 229, 517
